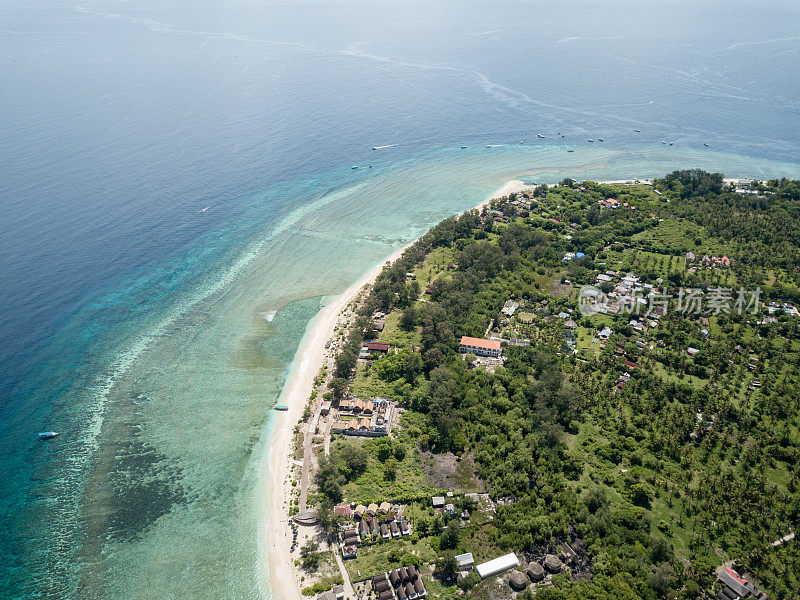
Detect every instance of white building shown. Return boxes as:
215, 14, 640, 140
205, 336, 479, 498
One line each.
476, 553, 519, 579
459, 336, 501, 358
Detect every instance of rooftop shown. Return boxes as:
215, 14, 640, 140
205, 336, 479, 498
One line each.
459, 336, 501, 351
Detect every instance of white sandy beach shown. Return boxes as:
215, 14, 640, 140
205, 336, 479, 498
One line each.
259, 179, 528, 600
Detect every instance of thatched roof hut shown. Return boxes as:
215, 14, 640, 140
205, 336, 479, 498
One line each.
526, 561, 545, 581
544, 554, 562, 573
509, 570, 528, 590
389, 569, 400, 588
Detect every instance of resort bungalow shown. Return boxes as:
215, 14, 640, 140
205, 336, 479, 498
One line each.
389, 569, 401, 588
367, 502, 379, 516
333, 504, 351, 518
342, 545, 357, 559
373, 580, 391, 594
459, 336, 501, 358
378, 501, 392, 514
364, 341, 390, 354
390, 520, 401, 538
399, 518, 411, 536
431, 495, 445, 508
476, 553, 520, 579
455, 552, 475, 572
378, 592, 393, 600
405, 583, 415, 599
380, 523, 390, 540
353, 504, 367, 519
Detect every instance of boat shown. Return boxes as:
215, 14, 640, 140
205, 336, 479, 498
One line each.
567, 149, 575, 152
199, 206, 210, 213
598, 138, 604, 142
368, 165, 373, 168
351, 165, 358, 169
704, 143, 709, 147
38, 431, 59, 440
520, 140, 524, 143
371, 146, 377, 150
661, 140, 666, 144
634, 129, 641, 132
537, 134, 545, 138
273, 405, 289, 411
669, 142, 674, 146
587, 139, 594, 142
461, 146, 467, 149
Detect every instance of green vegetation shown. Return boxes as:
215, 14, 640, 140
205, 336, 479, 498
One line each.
319, 171, 800, 599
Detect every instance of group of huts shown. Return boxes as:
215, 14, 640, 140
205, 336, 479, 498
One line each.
339, 502, 412, 558
372, 566, 426, 600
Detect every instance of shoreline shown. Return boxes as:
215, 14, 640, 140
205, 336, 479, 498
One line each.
259, 178, 528, 599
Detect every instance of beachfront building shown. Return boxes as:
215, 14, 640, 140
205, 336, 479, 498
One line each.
331, 397, 394, 437
459, 336, 501, 358
476, 553, 520, 579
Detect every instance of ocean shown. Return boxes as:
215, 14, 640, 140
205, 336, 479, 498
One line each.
1, 0, 798, 597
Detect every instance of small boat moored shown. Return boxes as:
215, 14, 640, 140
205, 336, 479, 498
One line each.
587, 139, 594, 142
38, 431, 59, 440
461, 146, 467, 149
273, 405, 289, 411
351, 165, 358, 169
634, 129, 641, 132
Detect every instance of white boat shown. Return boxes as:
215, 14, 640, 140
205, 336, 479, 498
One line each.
669, 142, 674, 146
461, 145, 467, 149
199, 206, 210, 213
634, 129, 641, 132
587, 139, 594, 142
351, 165, 358, 169
38, 431, 59, 440
704, 143, 709, 147
598, 138, 604, 142
537, 134, 545, 138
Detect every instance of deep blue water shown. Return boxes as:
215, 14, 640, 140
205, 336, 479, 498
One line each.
1, 0, 799, 597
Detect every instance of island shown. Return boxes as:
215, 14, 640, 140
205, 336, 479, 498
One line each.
266, 172, 800, 600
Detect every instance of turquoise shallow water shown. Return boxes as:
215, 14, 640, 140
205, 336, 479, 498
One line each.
2, 0, 800, 596
8, 144, 800, 599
